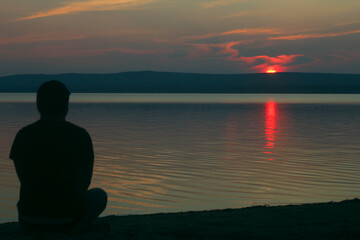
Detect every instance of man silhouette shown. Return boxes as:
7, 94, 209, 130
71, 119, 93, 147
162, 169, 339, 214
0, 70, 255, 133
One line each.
10, 80, 107, 231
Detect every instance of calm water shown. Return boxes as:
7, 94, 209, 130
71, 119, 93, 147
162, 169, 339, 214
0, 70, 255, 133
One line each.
1, 93, 360, 223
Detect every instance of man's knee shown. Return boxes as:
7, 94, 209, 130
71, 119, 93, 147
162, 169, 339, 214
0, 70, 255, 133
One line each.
88, 188, 107, 203
86, 188, 108, 215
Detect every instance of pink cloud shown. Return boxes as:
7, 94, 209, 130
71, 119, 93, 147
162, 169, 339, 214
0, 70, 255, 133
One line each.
98, 48, 172, 55
236, 55, 305, 72
0, 34, 85, 45
183, 28, 282, 41
17, 0, 158, 21
184, 40, 307, 72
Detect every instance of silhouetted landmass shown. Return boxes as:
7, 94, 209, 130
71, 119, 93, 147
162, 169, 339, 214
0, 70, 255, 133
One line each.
1, 71, 360, 93
1, 199, 360, 239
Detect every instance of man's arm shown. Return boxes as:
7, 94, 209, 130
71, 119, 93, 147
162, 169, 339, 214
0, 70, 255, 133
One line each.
80, 130, 94, 191
13, 160, 24, 183
82, 157, 93, 191
10, 131, 25, 183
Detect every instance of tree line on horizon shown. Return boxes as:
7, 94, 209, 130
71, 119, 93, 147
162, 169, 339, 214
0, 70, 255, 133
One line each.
1, 71, 360, 93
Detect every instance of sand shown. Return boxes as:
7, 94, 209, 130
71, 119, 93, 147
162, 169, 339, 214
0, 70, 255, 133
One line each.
1, 199, 360, 240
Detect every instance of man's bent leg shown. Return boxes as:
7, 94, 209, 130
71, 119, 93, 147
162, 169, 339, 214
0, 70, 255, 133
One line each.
75, 188, 108, 231
85, 188, 108, 219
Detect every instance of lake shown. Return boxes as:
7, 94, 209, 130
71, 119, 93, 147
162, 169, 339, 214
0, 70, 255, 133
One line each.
1, 93, 360, 223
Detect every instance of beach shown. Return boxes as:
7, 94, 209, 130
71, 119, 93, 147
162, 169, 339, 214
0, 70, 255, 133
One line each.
1, 199, 360, 240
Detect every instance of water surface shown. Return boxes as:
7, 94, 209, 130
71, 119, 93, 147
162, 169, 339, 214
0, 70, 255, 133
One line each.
1, 93, 360, 223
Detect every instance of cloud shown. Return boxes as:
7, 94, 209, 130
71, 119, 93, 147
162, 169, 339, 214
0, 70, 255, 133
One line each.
159, 26, 317, 72
219, 9, 272, 19
17, 0, 158, 21
0, 34, 85, 45
236, 54, 307, 72
335, 20, 360, 26
185, 39, 310, 72
238, 55, 303, 64
201, 0, 245, 8
329, 50, 360, 62
44, 47, 173, 57
87, 47, 172, 55
283, 55, 312, 66
187, 41, 244, 58
183, 28, 282, 42
3, 45, 173, 59
269, 29, 360, 40
177, 31, 310, 72
219, 11, 248, 19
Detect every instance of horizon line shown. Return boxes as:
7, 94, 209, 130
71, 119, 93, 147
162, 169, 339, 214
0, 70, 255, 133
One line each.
1, 71, 360, 78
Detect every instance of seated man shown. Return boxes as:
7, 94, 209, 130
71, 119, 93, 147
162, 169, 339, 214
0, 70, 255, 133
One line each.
10, 80, 107, 231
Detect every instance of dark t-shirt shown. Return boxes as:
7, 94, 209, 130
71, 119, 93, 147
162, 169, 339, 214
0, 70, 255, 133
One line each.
10, 120, 94, 218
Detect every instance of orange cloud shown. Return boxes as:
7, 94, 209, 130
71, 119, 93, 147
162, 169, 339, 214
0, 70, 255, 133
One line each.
183, 28, 282, 41
237, 55, 305, 72
201, 0, 246, 8
269, 29, 360, 40
17, 0, 158, 21
238, 55, 301, 64
188, 41, 244, 58
96, 47, 172, 55
0, 34, 85, 45
183, 40, 306, 72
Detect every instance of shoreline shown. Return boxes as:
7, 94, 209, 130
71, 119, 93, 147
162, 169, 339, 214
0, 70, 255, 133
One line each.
1, 199, 360, 239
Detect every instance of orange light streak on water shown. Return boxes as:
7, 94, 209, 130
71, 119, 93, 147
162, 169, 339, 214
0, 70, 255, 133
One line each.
265, 101, 276, 160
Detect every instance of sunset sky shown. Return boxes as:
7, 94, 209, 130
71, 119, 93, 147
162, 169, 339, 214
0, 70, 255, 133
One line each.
1, 0, 360, 76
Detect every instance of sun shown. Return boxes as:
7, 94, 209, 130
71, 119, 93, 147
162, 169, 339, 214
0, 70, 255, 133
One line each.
266, 69, 277, 74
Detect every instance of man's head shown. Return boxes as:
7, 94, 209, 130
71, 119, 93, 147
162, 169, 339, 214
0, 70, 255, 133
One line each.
37, 81, 70, 118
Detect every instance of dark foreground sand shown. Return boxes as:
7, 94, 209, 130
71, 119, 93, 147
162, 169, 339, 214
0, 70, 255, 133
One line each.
1, 199, 360, 240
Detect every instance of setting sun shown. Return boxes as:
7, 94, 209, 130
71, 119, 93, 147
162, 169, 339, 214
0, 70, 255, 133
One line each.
266, 69, 277, 74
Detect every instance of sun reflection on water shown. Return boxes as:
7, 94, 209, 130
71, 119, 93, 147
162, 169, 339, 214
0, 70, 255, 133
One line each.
265, 101, 276, 160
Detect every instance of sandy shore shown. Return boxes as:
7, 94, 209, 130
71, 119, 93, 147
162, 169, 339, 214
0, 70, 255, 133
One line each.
1, 199, 360, 240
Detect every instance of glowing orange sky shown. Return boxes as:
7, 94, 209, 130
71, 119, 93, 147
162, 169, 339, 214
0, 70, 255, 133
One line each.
0, 0, 360, 75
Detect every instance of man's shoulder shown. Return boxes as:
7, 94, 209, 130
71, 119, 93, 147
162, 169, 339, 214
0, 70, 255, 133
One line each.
64, 122, 93, 154
17, 120, 90, 138
16, 121, 41, 136
62, 121, 92, 143
64, 121, 89, 135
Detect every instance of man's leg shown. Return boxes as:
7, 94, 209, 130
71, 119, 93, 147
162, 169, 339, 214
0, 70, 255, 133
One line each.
75, 188, 108, 231
85, 188, 108, 219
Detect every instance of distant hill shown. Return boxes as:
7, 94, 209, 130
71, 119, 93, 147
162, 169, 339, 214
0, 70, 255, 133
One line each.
1, 71, 360, 93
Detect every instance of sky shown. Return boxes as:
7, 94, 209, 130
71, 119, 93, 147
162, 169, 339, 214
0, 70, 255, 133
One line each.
1, 0, 360, 76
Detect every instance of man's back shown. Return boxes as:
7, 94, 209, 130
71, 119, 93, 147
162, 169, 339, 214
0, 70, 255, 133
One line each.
10, 120, 94, 218
10, 81, 106, 231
